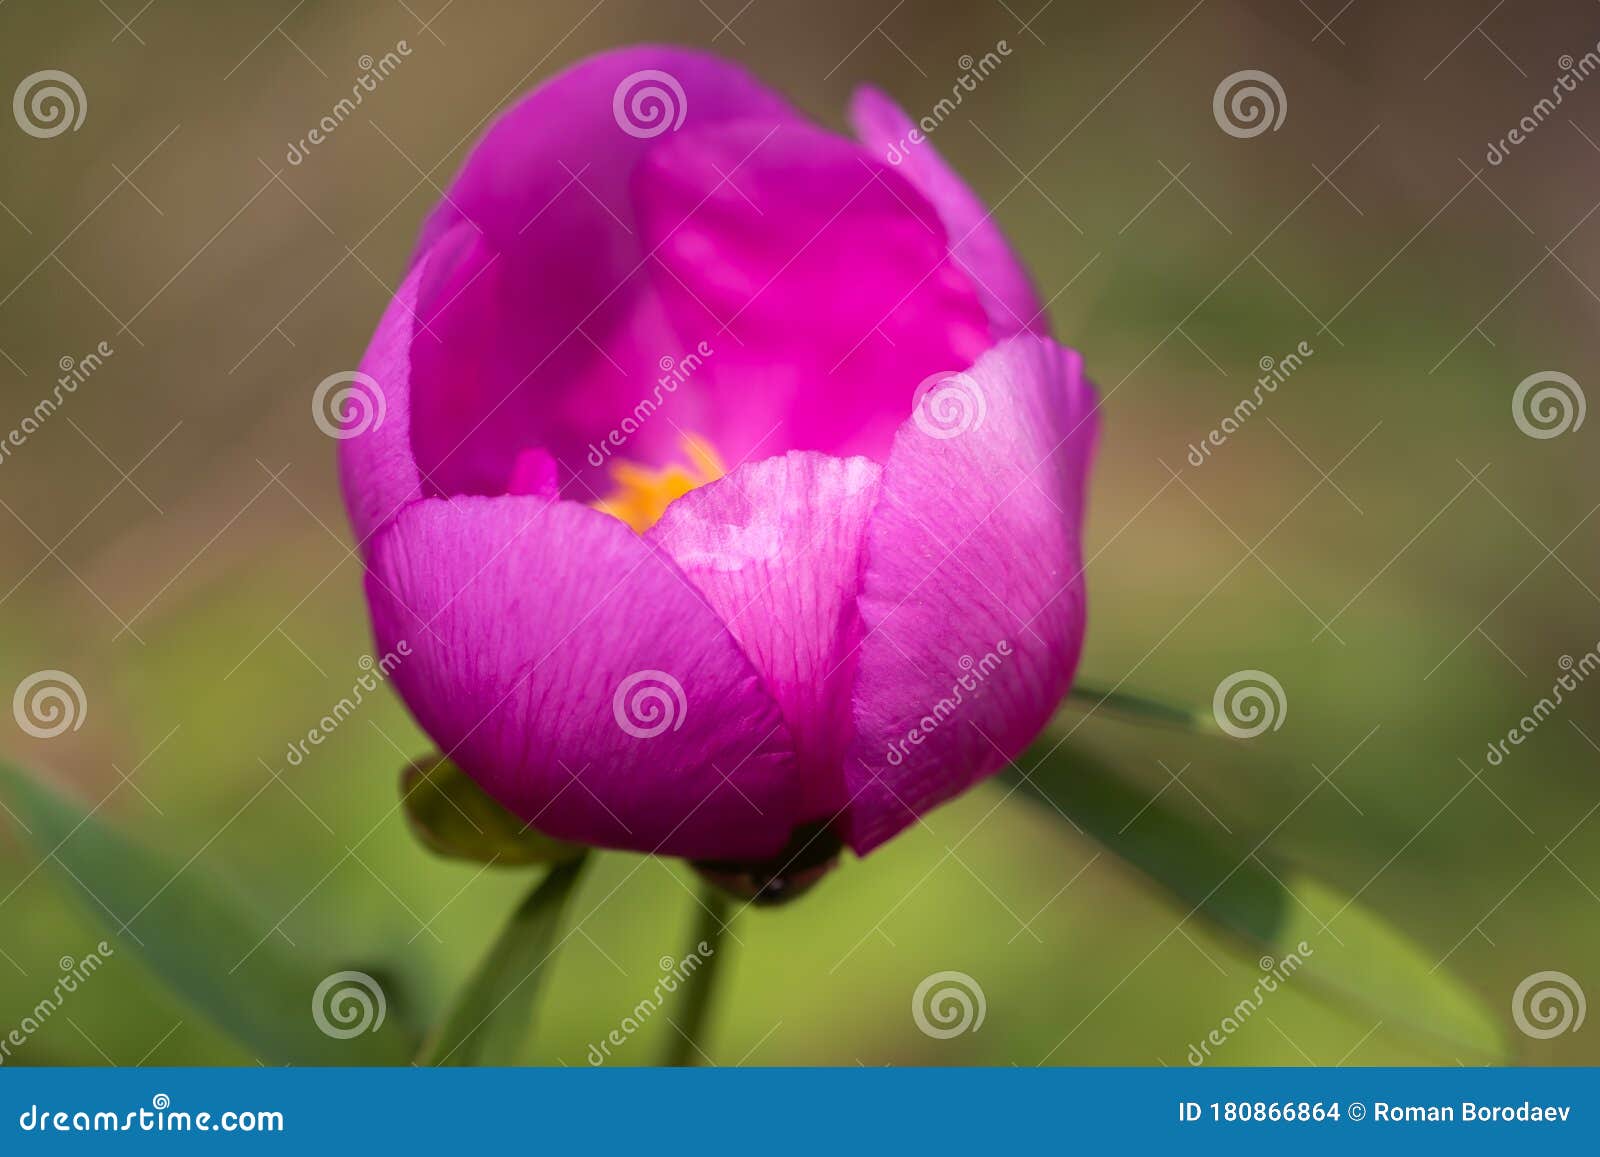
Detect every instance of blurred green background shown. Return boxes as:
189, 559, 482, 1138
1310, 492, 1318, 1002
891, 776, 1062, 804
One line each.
2, 0, 1598, 1066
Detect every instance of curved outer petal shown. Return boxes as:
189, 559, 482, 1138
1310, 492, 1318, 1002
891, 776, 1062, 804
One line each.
403, 48, 803, 498
415, 45, 799, 257
647, 452, 882, 822
843, 337, 1096, 853
849, 86, 1046, 339
633, 118, 992, 466
365, 495, 802, 860
337, 248, 430, 550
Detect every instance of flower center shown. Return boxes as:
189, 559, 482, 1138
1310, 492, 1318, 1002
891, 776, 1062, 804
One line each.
594, 434, 725, 532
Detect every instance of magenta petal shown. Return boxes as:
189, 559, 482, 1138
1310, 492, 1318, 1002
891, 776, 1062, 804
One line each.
648, 452, 882, 821
849, 87, 1046, 339
416, 45, 798, 258
843, 337, 1096, 853
633, 118, 992, 465
366, 496, 802, 859
337, 246, 431, 549
405, 48, 802, 498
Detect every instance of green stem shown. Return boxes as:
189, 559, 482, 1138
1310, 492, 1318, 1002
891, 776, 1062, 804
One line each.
1066, 681, 1219, 734
661, 884, 732, 1067
416, 855, 588, 1066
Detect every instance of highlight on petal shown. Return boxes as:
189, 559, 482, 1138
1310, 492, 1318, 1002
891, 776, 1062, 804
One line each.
849, 86, 1047, 339
634, 117, 992, 466
648, 452, 883, 822
843, 336, 1097, 853
365, 495, 803, 860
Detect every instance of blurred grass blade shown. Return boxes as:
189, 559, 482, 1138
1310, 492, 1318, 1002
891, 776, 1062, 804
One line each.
1066, 682, 1219, 733
0, 760, 416, 1064
401, 754, 585, 866
417, 856, 588, 1066
660, 884, 731, 1067
1005, 741, 1508, 1060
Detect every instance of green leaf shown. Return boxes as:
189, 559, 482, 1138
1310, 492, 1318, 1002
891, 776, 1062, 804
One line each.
401, 755, 585, 866
417, 856, 587, 1066
1066, 681, 1221, 733
0, 760, 415, 1065
1004, 740, 1509, 1060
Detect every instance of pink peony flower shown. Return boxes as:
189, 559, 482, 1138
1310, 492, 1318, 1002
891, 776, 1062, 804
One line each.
339, 46, 1096, 865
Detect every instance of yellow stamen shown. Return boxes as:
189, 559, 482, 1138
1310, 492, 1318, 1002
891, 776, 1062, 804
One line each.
594, 434, 726, 532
